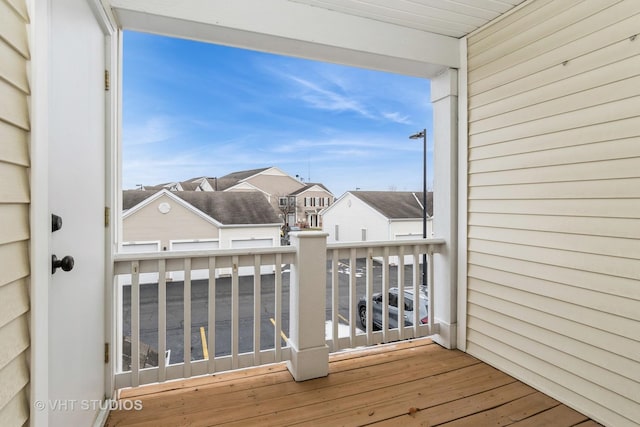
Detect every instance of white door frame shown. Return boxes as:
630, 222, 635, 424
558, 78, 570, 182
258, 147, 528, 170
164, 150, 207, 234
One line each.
29, 1, 119, 425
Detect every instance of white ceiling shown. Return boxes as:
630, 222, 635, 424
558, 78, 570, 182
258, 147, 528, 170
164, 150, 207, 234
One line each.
105, 0, 527, 77
289, 0, 527, 38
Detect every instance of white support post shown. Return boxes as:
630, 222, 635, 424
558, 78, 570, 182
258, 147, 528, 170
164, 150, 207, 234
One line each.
431, 68, 458, 349
287, 231, 330, 381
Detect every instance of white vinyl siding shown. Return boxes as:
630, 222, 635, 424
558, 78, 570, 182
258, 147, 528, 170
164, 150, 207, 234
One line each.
466, 1, 640, 426
0, 0, 30, 425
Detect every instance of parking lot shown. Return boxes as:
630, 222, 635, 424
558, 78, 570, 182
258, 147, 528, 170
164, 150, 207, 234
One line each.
121, 259, 422, 367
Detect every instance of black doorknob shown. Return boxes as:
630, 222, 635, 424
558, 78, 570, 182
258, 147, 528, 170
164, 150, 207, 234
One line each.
52, 254, 74, 274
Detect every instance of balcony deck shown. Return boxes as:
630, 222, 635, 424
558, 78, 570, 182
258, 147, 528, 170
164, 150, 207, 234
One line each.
106, 338, 597, 427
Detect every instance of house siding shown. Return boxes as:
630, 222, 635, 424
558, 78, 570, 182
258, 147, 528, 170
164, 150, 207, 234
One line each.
123, 194, 220, 250
466, 1, 640, 426
0, 0, 30, 425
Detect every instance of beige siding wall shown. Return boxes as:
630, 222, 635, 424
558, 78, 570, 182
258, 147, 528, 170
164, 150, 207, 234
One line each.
123, 194, 220, 250
0, 0, 30, 425
466, 1, 640, 425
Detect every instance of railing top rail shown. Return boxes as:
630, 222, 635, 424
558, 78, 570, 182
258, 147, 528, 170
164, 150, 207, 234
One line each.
327, 238, 446, 251
113, 245, 297, 263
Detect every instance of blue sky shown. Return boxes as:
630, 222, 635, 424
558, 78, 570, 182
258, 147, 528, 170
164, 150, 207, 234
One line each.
122, 31, 433, 197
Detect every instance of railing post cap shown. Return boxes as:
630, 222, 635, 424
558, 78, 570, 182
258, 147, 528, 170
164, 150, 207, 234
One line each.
289, 231, 329, 239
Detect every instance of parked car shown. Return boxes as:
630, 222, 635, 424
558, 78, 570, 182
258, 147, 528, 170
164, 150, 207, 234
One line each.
358, 287, 429, 330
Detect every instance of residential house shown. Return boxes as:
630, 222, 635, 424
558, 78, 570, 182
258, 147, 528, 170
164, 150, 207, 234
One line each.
3, 1, 639, 426
322, 191, 433, 244
322, 191, 433, 265
152, 167, 335, 227
122, 189, 281, 277
289, 183, 334, 228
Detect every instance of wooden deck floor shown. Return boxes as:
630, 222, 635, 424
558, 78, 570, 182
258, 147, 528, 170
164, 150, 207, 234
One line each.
106, 339, 598, 426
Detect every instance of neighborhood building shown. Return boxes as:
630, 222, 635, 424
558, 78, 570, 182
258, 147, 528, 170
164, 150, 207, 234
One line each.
321, 191, 433, 265
140, 166, 336, 228
121, 189, 282, 278
322, 191, 433, 242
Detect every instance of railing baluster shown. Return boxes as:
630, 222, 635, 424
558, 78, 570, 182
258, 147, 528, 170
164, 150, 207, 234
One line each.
331, 250, 339, 352
253, 254, 261, 365
158, 259, 167, 381
274, 253, 282, 360
413, 245, 420, 337
382, 246, 390, 342
231, 255, 239, 369
131, 261, 140, 387
207, 256, 216, 373
348, 248, 357, 348
183, 258, 192, 378
428, 246, 435, 333
397, 245, 405, 340
366, 248, 373, 346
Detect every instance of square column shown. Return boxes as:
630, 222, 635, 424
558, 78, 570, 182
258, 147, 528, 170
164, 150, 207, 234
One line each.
431, 68, 458, 349
287, 231, 330, 381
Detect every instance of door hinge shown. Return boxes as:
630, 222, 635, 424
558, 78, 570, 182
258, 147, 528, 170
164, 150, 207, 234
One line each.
105, 206, 110, 227
104, 343, 110, 364
104, 69, 110, 91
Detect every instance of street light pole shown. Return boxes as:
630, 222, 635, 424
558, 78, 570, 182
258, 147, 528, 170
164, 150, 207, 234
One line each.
409, 129, 427, 287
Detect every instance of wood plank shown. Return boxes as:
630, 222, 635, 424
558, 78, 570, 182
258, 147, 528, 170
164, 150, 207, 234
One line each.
330, 381, 535, 426
211, 361, 506, 427
106, 340, 597, 427
438, 392, 560, 426
510, 400, 589, 426
112, 349, 478, 424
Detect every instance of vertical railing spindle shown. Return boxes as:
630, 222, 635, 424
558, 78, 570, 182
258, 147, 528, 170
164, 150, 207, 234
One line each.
183, 258, 192, 378
274, 253, 282, 360
348, 248, 357, 348
428, 246, 435, 332
365, 248, 374, 346
231, 255, 239, 369
412, 245, 420, 337
253, 255, 261, 364
131, 261, 140, 387
158, 259, 167, 381
397, 245, 405, 340
207, 256, 216, 373
331, 251, 339, 351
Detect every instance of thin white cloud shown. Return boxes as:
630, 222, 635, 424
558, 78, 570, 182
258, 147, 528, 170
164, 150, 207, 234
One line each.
382, 111, 412, 125
123, 116, 177, 146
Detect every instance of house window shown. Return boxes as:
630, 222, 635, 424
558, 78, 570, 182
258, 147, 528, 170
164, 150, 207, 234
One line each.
289, 196, 296, 206
279, 197, 287, 206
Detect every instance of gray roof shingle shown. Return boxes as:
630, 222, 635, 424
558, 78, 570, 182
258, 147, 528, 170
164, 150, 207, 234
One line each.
123, 190, 281, 225
351, 191, 433, 219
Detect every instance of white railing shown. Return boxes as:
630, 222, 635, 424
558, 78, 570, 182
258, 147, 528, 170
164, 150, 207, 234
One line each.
326, 239, 444, 352
112, 233, 445, 388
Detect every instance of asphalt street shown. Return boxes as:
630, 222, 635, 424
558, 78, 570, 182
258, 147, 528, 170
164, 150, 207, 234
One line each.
121, 259, 420, 366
